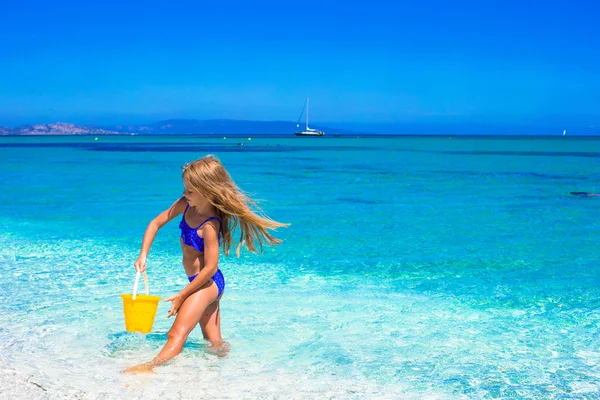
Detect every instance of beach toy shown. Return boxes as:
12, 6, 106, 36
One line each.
121, 271, 161, 333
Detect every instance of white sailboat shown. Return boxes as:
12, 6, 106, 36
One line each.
295, 98, 324, 136
563, 129, 567, 136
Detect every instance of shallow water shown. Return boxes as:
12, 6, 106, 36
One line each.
1, 135, 600, 399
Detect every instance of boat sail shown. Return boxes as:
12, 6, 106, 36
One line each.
295, 98, 324, 136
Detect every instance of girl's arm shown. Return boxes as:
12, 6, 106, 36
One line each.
134, 197, 187, 272
165, 222, 220, 317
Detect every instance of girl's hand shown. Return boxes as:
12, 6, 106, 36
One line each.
134, 255, 147, 272
165, 293, 184, 318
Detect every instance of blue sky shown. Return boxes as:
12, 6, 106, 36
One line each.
0, 0, 598, 133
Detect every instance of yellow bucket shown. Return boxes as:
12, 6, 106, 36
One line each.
121, 271, 161, 334
121, 294, 161, 333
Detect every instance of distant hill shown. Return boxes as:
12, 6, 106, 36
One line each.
1, 119, 356, 136
0, 122, 120, 136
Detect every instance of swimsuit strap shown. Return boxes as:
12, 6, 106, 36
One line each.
182, 208, 222, 230
197, 216, 222, 229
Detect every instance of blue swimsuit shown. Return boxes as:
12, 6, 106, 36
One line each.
179, 205, 225, 298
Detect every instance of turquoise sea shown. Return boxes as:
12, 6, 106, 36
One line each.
1, 135, 600, 399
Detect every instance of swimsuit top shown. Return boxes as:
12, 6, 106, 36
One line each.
179, 205, 222, 252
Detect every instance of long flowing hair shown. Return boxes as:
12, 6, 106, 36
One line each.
182, 155, 289, 257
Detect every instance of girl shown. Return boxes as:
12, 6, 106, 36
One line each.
125, 155, 287, 373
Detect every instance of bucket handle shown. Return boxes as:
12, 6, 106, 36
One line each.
132, 271, 150, 300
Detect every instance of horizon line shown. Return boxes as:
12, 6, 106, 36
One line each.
0, 118, 597, 128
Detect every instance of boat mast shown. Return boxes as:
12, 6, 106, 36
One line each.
306, 98, 309, 130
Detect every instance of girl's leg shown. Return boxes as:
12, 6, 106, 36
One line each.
200, 301, 229, 356
199, 301, 222, 343
153, 282, 219, 365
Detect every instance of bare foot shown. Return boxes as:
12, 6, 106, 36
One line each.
207, 341, 231, 358
122, 362, 156, 374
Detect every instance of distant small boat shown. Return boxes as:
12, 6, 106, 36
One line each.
563, 129, 567, 136
295, 98, 324, 136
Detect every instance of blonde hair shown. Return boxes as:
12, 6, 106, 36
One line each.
182, 155, 289, 257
